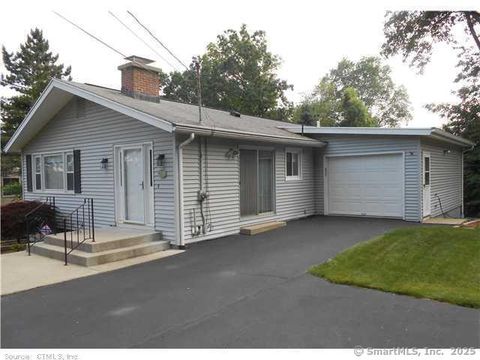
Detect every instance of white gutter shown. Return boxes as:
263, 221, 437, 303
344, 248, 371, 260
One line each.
279, 125, 474, 147
430, 129, 475, 147
177, 133, 195, 248
175, 125, 326, 147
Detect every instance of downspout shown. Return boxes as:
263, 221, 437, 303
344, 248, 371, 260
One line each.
178, 133, 195, 248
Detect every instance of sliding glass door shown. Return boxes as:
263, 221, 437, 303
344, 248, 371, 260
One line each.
240, 149, 274, 216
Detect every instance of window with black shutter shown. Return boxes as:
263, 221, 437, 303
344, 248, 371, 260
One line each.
26, 155, 33, 192
26, 150, 80, 193
73, 150, 81, 193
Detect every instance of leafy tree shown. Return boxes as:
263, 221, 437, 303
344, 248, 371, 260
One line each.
294, 56, 411, 127
382, 11, 480, 69
1, 28, 72, 174
427, 90, 480, 216
162, 24, 293, 120
382, 11, 480, 216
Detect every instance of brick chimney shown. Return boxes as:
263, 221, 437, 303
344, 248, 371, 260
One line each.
118, 55, 161, 102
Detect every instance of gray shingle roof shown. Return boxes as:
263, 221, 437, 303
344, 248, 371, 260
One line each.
65, 80, 321, 145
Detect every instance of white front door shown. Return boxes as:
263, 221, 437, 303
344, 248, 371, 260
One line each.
423, 152, 431, 217
115, 143, 153, 226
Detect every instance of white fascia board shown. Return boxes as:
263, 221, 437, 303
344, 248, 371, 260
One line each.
279, 126, 433, 136
53, 79, 173, 133
430, 129, 475, 147
4, 79, 57, 153
175, 124, 326, 147
280, 125, 474, 147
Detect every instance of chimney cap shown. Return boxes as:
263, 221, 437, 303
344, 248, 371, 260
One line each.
124, 55, 155, 64
117, 55, 162, 73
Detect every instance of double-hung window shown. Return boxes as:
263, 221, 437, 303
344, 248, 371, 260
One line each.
32, 151, 75, 192
285, 148, 302, 181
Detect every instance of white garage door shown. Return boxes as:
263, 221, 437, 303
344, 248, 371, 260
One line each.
326, 153, 404, 218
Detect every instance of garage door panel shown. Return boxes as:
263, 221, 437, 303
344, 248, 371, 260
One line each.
327, 154, 404, 218
330, 201, 363, 215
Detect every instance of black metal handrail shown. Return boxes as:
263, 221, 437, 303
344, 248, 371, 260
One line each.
26, 197, 56, 255
63, 198, 95, 265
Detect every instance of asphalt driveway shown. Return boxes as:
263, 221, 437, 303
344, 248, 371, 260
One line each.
2, 216, 479, 348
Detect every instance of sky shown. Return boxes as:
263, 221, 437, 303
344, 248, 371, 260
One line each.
0, 0, 477, 128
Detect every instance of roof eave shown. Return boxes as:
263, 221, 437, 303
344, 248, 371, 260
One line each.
4, 79, 57, 153
429, 129, 475, 147
3, 79, 175, 153
280, 126, 474, 147
175, 124, 326, 147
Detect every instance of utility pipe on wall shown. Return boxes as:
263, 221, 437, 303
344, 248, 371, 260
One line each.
178, 133, 195, 247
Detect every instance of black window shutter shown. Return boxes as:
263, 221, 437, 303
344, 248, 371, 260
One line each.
26, 155, 33, 192
73, 150, 81, 193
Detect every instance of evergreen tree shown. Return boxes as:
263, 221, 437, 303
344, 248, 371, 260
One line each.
339, 87, 374, 127
1, 28, 72, 174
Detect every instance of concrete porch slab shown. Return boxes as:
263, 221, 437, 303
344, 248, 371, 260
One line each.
1, 248, 184, 296
423, 217, 468, 225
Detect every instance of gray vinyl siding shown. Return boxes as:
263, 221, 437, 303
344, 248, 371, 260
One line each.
21, 97, 176, 241
312, 135, 422, 222
313, 148, 324, 215
421, 140, 463, 218
181, 136, 315, 243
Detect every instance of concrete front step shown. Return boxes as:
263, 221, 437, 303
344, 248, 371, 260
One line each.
240, 221, 286, 235
31, 241, 170, 266
44, 231, 162, 253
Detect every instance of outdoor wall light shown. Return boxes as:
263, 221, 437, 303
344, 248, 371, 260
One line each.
157, 154, 167, 179
100, 158, 109, 170
225, 148, 239, 159
156, 154, 165, 167
443, 149, 451, 155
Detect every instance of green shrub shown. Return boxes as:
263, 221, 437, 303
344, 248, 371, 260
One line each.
2, 182, 22, 196
9, 243, 26, 252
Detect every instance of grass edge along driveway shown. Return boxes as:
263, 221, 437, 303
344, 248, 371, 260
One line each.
309, 226, 480, 308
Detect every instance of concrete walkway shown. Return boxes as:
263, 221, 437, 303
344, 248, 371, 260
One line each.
422, 217, 468, 225
1, 248, 184, 295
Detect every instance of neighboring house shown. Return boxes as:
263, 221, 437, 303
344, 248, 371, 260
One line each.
4, 56, 474, 247
1, 168, 20, 187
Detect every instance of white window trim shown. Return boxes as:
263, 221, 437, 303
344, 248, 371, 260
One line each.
29, 150, 75, 194
33, 155, 42, 191
285, 147, 302, 181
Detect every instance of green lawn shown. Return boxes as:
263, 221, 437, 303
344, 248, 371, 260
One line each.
309, 226, 480, 308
